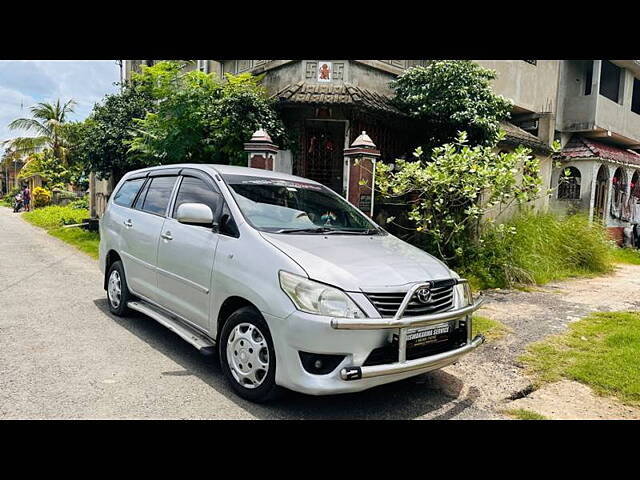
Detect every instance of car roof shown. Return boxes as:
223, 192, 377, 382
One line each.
126, 163, 321, 185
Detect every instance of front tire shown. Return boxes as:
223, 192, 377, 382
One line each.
219, 307, 279, 402
106, 260, 133, 316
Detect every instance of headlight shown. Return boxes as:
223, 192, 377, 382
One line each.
279, 271, 365, 318
454, 281, 474, 307
451, 271, 473, 307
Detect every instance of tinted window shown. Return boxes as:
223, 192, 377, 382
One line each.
173, 177, 221, 217
141, 176, 177, 216
133, 179, 150, 210
222, 174, 378, 233
113, 178, 145, 207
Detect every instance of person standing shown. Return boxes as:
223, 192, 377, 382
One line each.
22, 185, 31, 212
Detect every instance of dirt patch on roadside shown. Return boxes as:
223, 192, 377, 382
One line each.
503, 380, 640, 420
428, 263, 640, 419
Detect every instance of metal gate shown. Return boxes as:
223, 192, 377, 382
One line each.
301, 120, 345, 193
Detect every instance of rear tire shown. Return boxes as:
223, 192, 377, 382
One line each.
219, 306, 280, 403
106, 261, 133, 317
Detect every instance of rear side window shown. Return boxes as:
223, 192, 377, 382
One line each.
113, 178, 145, 207
172, 177, 221, 217
140, 176, 177, 216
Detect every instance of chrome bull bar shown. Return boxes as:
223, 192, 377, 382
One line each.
331, 280, 486, 381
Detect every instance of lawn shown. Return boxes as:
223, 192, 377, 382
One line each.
520, 311, 640, 406
22, 205, 99, 259
503, 408, 548, 420
472, 315, 509, 341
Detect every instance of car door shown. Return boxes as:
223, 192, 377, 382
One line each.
121, 173, 179, 301
155, 171, 222, 331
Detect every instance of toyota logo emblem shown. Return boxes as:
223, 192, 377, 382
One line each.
415, 287, 432, 304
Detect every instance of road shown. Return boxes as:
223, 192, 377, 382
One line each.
2, 205, 638, 419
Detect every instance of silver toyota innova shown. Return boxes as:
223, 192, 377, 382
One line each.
99, 164, 485, 402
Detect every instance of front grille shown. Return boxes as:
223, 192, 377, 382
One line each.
365, 279, 456, 318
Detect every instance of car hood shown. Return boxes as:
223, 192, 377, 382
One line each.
261, 232, 452, 291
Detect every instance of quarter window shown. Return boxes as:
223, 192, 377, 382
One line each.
113, 178, 145, 207
173, 177, 221, 218
140, 176, 177, 216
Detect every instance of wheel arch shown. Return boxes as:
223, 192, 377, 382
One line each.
103, 250, 123, 290
216, 296, 261, 341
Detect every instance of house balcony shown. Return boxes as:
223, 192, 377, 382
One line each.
558, 60, 640, 149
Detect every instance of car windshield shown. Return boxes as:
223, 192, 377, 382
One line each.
222, 174, 381, 234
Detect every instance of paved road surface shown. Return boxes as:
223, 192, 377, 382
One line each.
0, 207, 499, 419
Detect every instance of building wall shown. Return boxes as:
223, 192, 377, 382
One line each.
482, 148, 554, 223
476, 60, 560, 114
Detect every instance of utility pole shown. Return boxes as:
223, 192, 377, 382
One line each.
116, 60, 123, 91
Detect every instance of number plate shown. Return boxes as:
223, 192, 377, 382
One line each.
394, 322, 451, 348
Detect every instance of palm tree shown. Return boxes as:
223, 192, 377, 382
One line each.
3, 99, 77, 165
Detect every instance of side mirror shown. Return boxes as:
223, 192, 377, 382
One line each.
176, 203, 214, 227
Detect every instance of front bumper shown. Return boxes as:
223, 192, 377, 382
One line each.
331, 281, 485, 380
266, 280, 486, 395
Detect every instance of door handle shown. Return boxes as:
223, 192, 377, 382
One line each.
124, 219, 133, 228
161, 231, 173, 241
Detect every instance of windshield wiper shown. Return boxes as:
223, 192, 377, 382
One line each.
275, 227, 381, 235
275, 227, 335, 234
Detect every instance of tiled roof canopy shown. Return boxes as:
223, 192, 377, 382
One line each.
560, 136, 640, 167
499, 121, 552, 155
273, 81, 406, 116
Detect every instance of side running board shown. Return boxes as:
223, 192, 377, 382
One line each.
127, 300, 216, 355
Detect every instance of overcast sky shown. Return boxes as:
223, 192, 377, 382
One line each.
0, 60, 121, 147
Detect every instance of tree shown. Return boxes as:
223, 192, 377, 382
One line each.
3, 99, 77, 164
76, 81, 155, 180
128, 61, 287, 166
392, 61, 513, 151
375, 132, 554, 263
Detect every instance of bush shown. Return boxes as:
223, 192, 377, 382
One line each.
461, 212, 614, 289
32, 186, 52, 208
68, 196, 89, 210
23, 205, 89, 229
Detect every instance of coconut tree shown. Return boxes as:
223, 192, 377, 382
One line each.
3, 99, 77, 166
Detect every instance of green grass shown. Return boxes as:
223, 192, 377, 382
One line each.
462, 213, 614, 289
22, 205, 98, 258
504, 408, 548, 420
520, 311, 640, 407
49, 227, 100, 259
610, 247, 640, 265
23, 205, 90, 229
472, 315, 509, 341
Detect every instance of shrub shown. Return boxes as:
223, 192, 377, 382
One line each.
23, 205, 89, 229
32, 186, 52, 208
461, 212, 613, 289
68, 196, 89, 210
375, 132, 548, 262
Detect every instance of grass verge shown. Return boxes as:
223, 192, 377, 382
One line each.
462, 213, 614, 289
520, 311, 640, 407
49, 227, 99, 259
503, 408, 547, 420
22, 205, 99, 259
472, 315, 509, 341
610, 247, 640, 265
